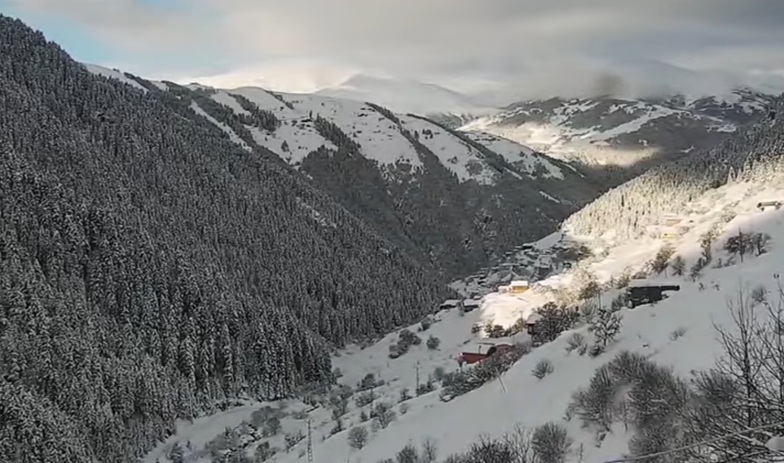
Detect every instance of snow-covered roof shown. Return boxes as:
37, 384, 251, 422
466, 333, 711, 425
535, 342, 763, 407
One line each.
463, 299, 480, 307
510, 280, 529, 287
526, 312, 542, 323
440, 299, 461, 307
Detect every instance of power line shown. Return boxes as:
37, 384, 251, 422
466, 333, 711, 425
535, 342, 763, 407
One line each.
603, 420, 784, 463
307, 418, 313, 462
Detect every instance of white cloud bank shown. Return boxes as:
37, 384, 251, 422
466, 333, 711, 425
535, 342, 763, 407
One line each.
9, 0, 784, 100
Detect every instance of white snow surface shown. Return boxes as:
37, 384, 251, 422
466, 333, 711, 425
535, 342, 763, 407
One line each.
145, 178, 784, 463
199, 86, 553, 184
82, 63, 148, 92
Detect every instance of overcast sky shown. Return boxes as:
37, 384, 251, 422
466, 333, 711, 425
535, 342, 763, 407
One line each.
3, 0, 784, 100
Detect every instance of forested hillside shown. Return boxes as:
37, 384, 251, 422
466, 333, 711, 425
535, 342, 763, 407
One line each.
0, 16, 451, 462
85, 68, 603, 278
564, 105, 784, 239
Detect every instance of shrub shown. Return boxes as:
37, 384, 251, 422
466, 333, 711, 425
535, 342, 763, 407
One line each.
348, 426, 369, 449
399, 387, 411, 402
670, 255, 685, 276
532, 303, 579, 345
356, 390, 376, 407
589, 305, 621, 349
254, 442, 276, 461
416, 379, 436, 396
489, 324, 509, 338
371, 402, 396, 429
570, 349, 689, 448
396, 444, 419, 463
284, 430, 305, 451
330, 397, 348, 419
465, 436, 518, 463
700, 229, 717, 263
427, 335, 441, 350
565, 333, 586, 353
421, 437, 438, 463
358, 373, 378, 391
689, 258, 706, 281
400, 329, 421, 347
588, 343, 604, 357
651, 244, 675, 274
670, 326, 687, 341
532, 423, 571, 463
532, 359, 554, 379
615, 268, 632, 289
330, 416, 345, 436
442, 426, 537, 463
751, 232, 771, 256
571, 364, 616, 430
610, 293, 628, 312
390, 329, 423, 358
421, 317, 433, 331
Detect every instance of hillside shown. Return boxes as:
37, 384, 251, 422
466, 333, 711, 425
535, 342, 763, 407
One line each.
462, 91, 776, 184
564, 101, 784, 242
139, 111, 784, 462
89, 65, 603, 278
144, 163, 784, 463
0, 16, 454, 462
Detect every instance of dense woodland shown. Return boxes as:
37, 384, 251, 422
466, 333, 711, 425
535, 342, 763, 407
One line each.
0, 16, 452, 462
565, 108, 784, 239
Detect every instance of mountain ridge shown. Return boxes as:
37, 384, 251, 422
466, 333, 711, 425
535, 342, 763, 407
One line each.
460, 90, 777, 184
94, 65, 604, 277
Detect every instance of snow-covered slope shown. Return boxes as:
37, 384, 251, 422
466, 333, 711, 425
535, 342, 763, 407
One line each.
203, 86, 561, 184
461, 91, 775, 177
143, 175, 784, 463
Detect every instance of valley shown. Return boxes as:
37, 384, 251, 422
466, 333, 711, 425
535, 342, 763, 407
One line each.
145, 175, 784, 463
85, 64, 601, 279
2, 10, 784, 463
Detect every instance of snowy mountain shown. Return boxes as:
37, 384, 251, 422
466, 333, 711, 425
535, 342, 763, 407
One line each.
314, 73, 496, 116
144, 111, 784, 463
146, 109, 784, 463
87, 64, 604, 277
13, 15, 784, 463
462, 90, 776, 183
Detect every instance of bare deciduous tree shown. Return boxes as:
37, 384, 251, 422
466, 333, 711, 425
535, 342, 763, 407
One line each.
685, 281, 784, 461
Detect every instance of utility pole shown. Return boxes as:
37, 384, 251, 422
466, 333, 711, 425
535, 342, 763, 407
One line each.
307, 418, 313, 462
415, 361, 420, 391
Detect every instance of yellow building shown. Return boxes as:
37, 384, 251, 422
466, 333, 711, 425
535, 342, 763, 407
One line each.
661, 232, 678, 241
509, 280, 529, 294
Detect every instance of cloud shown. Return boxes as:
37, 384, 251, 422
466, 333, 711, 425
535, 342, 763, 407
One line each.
8, 0, 784, 98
